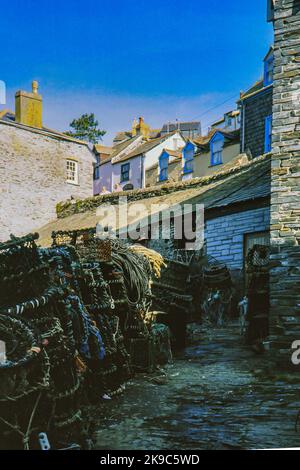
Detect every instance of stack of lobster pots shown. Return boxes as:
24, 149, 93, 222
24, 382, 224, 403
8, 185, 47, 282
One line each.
151, 259, 194, 348
0, 234, 84, 450
0, 230, 168, 450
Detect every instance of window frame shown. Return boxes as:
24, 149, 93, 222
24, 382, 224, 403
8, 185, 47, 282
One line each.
66, 159, 79, 185
94, 156, 100, 180
159, 152, 169, 181
183, 144, 195, 175
264, 115, 272, 153
120, 162, 130, 182
210, 133, 224, 166
264, 53, 274, 87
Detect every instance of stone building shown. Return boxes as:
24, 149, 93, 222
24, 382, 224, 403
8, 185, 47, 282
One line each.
239, 47, 274, 158
0, 82, 95, 241
269, 0, 300, 351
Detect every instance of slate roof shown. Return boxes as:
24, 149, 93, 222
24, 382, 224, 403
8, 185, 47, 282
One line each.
37, 154, 270, 246
211, 109, 240, 127
106, 136, 143, 164
162, 148, 183, 158
94, 145, 113, 155
190, 157, 270, 210
239, 79, 272, 100
113, 131, 132, 144
113, 128, 161, 144
0, 110, 89, 145
193, 128, 240, 151
112, 132, 180, 164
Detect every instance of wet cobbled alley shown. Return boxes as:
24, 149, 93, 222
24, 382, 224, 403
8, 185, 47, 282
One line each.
94, 324, 300, 450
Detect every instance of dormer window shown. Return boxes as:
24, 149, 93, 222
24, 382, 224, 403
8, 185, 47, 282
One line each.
210, 133, 224, 166
264, 50, 274, 86
183, 142, 195, 174
159, 152, 169, 181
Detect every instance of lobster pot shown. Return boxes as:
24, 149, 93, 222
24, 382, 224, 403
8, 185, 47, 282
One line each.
0, 314, 49, 449
151, 323, 172, 366
159, 259, 191, 292
203, 264, 232, 288
52, 364, 82, 429
76, 238, 112, 264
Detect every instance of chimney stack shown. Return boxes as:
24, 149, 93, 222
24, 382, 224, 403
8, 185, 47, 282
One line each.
15, 80, 42, 128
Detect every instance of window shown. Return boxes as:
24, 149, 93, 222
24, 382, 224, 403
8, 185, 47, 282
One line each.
244, 231, 270, 285
226, 116, 232, 128
121, 163, 130, 182
123, 183, 134, 191
159, 154, 169, 181
210, 133, 224, 166
183, 145, 194, 174
66, 159, 79, 184
94, 156, 100, 180
94, 165, 100, 180
264, 115, 272, 153
264, 52, 274, 86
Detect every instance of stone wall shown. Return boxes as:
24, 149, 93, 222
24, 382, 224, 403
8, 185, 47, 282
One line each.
146, 206, 270, 274
206, 207, 270, 270
270, 0, 300, 347
241, 87, 273, 158
0, 122, 95, 241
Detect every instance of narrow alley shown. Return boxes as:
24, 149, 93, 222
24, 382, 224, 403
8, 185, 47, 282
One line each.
94, 324, 300, 450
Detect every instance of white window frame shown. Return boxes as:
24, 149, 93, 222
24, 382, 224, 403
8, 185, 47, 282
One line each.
66, 159, 79, 185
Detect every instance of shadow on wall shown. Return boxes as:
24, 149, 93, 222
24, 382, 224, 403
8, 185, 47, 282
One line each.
294, 0, 300, 14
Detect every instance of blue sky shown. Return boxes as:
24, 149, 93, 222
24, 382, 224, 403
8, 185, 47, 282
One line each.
1, 0, 273, 143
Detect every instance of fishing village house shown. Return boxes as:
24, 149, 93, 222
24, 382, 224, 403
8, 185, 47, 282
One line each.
0, 81, 96, 242
239, 46, 274, 158
93, 117, 186, 194
210, 109, 241, 132
145, 128, 241, 186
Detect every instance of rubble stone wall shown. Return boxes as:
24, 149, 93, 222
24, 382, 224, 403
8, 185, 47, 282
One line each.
0, 122, 95, 241
270, 0, 300, 339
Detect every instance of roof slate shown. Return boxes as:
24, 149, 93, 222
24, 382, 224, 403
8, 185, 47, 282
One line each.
0, 110, 89, 145
112, 132, 180, 164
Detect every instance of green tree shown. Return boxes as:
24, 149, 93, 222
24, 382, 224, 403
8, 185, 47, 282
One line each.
65, 113, 106, 144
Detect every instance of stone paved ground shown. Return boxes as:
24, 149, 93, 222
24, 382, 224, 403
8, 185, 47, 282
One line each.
94, 324, 300, 450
